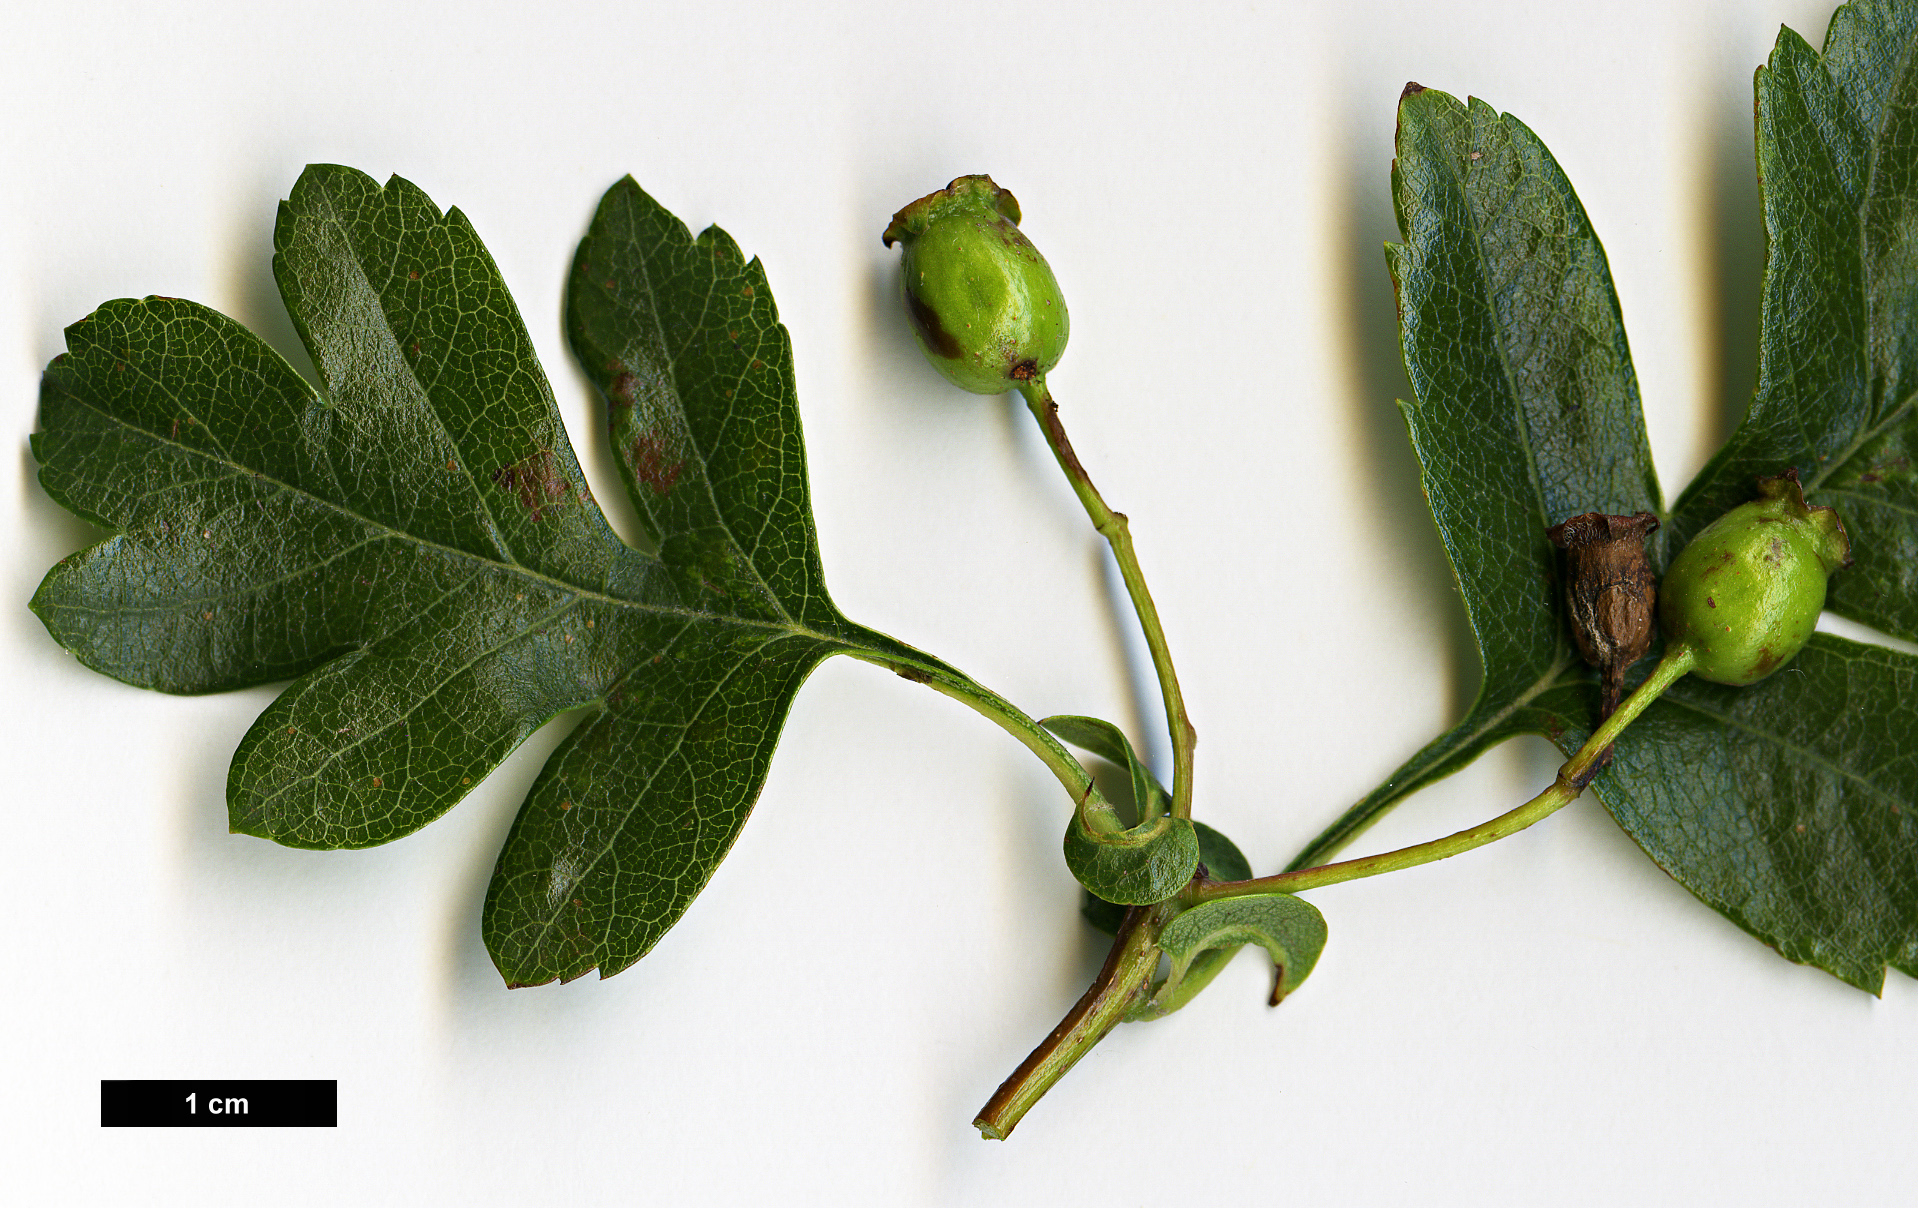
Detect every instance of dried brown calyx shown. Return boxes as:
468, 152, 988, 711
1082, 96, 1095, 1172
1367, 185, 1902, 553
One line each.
1546, 511, 1660, 742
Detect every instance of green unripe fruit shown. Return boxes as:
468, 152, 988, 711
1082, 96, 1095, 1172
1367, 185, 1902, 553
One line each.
1659, 470, 1851, 685
883, 175, 1069, 395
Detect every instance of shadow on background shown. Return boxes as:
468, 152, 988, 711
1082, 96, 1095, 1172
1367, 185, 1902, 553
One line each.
215, 166, 320, 390
1328, 92, 1481, 723
1702, 70, 1767, 480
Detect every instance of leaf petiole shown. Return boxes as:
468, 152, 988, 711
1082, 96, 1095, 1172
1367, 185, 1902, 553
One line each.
844, 649, 1103, 808
1195, 645, 1698, 903
1016, 378, 1197, 821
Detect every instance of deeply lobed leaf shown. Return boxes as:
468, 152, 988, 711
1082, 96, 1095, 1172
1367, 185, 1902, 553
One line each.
31, 166, 927, 985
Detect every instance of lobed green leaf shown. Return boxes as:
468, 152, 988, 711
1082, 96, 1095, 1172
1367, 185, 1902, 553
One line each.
30, 167, 928, 985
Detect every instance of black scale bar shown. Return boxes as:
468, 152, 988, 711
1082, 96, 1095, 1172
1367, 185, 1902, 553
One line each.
101, 1080, 337, 1127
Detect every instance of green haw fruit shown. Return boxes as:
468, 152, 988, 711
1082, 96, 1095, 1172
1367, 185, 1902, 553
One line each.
883, 175, 1069, 394
1660, 469, 1851, 685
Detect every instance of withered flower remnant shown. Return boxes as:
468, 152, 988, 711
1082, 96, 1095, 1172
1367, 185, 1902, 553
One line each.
1547, 511, 1660, 720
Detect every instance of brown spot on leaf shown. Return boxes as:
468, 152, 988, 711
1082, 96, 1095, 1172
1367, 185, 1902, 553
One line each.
1860, 457, 1910, 485
628, 431, 686, 495
372, 776, 384, 788
492, 448, 570, 520
560, 799, 572, 811
741, 285, 754, 298
609, 371, 638, 408
408, 270, 420, 280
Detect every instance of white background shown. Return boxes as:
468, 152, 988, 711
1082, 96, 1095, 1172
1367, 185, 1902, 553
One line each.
4, 1, 1914, 1203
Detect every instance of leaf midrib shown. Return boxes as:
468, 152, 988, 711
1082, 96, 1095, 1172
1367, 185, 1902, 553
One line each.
50, 527, 393, 615
1477, 648, 1583, 742
1433, 101, 1554, 539
1805, 390, 1915, 494
58, 382, 844, 646
1661, 684, 1907, 809
513, 627, 813, 972
1818, 484, 1918, 523
1852, 17, 1918, 439
608, 199, 798, 630
1792, 25, 1918, 498
303, 184, 523, 568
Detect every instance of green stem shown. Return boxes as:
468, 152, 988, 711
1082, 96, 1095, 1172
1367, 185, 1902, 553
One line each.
973, 898, 1177, 1140
1017, 377, 1197, 822
845, 649, 1097, 807
1282, 653, 1580, 873
1194, 645, 1697, 902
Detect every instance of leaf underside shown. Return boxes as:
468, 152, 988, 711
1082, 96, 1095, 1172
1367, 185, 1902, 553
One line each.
1332, 57, 1918, 993
1292, 82, 1662, 871
31, 167, 928, 986
1146, 893, 1327, 1018
1043, 714, 1200, 904
1673, 0, 1918, 642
